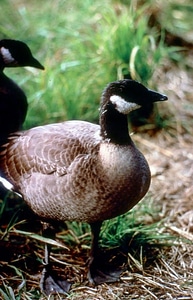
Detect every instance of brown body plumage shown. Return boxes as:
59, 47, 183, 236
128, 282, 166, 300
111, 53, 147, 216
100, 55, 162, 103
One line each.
1, 120, 150, 222
0, 79, 167, 295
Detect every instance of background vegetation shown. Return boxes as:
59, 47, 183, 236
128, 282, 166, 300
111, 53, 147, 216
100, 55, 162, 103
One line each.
0, 0, 178, 127
0, 0, 193, 299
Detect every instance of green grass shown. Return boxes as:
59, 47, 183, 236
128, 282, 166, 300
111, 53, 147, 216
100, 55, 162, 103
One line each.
0, 0, 174, 128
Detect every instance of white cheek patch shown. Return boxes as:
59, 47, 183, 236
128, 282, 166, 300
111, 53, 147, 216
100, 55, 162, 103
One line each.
1, 47, 15, 64
110, 95, 141, 114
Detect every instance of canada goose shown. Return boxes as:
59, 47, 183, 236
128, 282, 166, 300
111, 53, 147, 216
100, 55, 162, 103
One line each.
0, 39, 44, 143
0, 79, 167, 295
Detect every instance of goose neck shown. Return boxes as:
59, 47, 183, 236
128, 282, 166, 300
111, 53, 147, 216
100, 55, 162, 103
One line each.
99, 101, 131, 145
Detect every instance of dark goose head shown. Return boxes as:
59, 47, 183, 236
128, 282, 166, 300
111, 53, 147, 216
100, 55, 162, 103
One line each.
0, 39, 44, 70
100, 79, 167, 144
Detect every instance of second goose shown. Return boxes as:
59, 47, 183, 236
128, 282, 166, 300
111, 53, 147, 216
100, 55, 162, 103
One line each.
0, 39, 44, 141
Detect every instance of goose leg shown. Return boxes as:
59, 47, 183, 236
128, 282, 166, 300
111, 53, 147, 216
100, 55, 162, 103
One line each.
40, 223, 71, 296
88, 221, 128, 285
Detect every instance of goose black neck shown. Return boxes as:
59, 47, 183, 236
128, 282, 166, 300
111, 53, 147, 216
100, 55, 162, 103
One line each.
99, 102, 131, 145
0, 53, 5, 71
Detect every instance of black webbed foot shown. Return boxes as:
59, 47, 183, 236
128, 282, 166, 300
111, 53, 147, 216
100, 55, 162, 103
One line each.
88, 246, 128, 285
40, 222, 71, 296
40, 266, 71, 296
88, 222, 128, 285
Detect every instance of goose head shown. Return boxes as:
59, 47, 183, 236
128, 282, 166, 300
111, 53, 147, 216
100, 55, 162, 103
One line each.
100, 79, 167, 143
0, 39, 44, 70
